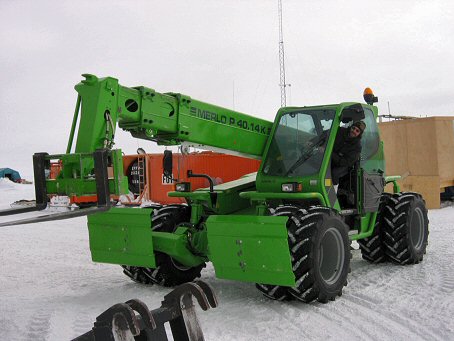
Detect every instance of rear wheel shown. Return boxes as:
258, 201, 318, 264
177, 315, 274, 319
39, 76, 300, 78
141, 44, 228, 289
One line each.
383, 192, 429, 264
256, 206, 351, 303
122, 204, 205, 286
358, 193, 391, 263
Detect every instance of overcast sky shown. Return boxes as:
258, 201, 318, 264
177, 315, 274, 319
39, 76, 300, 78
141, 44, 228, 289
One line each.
1, 0, 453, 178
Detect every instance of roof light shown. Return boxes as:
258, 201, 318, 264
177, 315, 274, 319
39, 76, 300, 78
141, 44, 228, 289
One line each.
363, 88, 374, 95
363, 88, 378, 105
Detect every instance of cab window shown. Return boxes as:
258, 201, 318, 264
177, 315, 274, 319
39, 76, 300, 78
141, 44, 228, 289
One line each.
360, 108, 379, 160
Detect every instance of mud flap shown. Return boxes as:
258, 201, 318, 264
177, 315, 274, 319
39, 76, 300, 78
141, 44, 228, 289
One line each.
87, 207, 156, 267
206, 215, 295, 286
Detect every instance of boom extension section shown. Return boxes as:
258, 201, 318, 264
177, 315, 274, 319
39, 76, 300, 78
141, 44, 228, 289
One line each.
73, 74, 272, 157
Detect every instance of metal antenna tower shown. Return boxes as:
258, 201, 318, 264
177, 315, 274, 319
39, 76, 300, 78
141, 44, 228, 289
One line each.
278, 0, 289, 107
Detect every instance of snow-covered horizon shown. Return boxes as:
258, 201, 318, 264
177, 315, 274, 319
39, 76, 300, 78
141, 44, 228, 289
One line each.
0, 178, 453, 340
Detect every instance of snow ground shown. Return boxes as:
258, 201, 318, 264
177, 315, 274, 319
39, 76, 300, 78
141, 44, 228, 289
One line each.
0, 179, 453, 340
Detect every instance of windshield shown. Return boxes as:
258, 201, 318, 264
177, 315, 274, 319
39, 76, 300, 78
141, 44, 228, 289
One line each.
262, 109, 335, 177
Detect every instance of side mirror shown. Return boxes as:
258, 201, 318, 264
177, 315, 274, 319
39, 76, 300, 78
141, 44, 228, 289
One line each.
163, 150, 173, 181
340, 104, 365, 123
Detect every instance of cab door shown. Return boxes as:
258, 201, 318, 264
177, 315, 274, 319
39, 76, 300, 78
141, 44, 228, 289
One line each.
360, 106, 385, 213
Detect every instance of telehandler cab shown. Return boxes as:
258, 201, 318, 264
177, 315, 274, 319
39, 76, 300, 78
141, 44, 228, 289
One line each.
0, 75, 429, 303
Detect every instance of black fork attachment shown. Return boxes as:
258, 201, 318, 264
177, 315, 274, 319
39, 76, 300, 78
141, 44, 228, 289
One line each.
72, 281, 218, 341
0, 150, 112, 227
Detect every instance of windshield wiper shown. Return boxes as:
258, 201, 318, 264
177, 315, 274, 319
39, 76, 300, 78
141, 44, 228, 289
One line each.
285, 137, 326, 176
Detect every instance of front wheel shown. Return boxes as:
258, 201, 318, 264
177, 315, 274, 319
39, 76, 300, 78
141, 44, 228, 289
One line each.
288, 207, 351, 303
256, 206, 351, 303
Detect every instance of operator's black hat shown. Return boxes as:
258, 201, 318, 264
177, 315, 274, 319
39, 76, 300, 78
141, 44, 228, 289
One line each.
352, 121, 366, 133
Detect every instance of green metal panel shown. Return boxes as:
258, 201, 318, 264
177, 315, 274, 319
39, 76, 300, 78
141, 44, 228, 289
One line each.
74, 74, 120, 153
45, 150, 128, 196
87, 207, 155, 267
206, 215, 295, 286
117, 85, 179, 134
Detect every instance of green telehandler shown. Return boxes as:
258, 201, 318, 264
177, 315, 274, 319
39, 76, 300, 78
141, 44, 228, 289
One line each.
0, 75, 429, 303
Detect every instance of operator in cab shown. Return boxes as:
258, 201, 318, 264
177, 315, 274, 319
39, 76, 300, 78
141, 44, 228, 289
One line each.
331, 121, 366, 187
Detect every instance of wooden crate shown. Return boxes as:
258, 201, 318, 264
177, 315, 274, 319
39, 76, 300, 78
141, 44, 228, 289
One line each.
379, 117, 454, 208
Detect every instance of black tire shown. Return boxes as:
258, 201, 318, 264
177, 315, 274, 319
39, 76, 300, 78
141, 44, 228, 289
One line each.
358, 193, 391, 263
383, 192, 429, 264
122, 204, 205, 286
288, 206, 351, 303
256, 206, 351, 303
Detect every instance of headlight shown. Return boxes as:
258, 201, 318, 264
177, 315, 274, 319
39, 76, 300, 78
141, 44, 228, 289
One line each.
281, 183, 301, 192
175, 182, 191, 192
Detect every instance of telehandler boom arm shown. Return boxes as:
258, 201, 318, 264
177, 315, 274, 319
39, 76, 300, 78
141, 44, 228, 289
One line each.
72, 74, 272, 158
0, 74, 272, 225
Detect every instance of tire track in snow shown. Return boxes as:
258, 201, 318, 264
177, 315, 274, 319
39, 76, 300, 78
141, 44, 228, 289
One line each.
263, 303, 312, 340
330, 257, 434, 339
260, 287, 380, 341
291, 255, 450, 341
426, 231, 454, 294
23, 309, 52, 341
309, 303, 379, 340
348, 257, 448, 340
350, 257, 401, 279
0, 315, 22, 341
71, 312, 95, 339
319, 295, 397, 341
432, 260, 454, 295
342, 293, 444, 341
